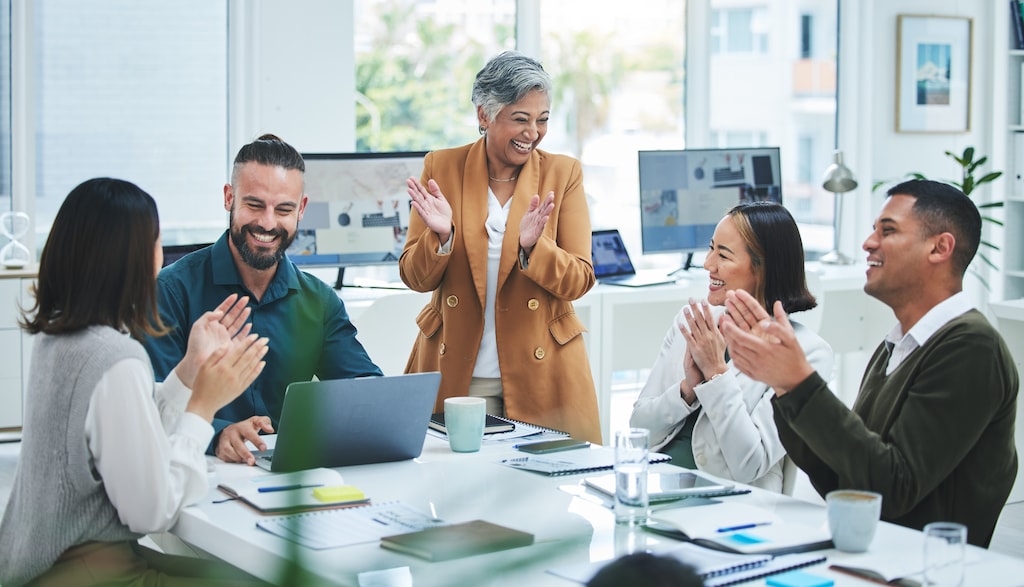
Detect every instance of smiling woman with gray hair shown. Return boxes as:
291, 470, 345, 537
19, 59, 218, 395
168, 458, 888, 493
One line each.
400, 51, 601, 443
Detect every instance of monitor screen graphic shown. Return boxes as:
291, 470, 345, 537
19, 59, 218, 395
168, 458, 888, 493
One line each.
638, 147, 782, 256
288, 151, 427, 267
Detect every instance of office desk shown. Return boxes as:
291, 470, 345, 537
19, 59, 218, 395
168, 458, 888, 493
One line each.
172, 436, 1024, 586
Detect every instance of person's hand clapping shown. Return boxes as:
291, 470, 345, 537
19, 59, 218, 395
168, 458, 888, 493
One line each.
720, 290, 813, 395
186, 334, 267, 422
519, 192, 555, 254
175, 294, 252, 388
680, 298, 728, 385
407, 177, 454, 245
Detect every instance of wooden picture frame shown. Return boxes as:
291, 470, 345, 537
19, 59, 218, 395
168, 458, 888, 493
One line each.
895, 15, 972, 133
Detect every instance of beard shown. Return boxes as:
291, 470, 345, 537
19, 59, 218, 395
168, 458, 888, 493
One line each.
229, 209, 296, 271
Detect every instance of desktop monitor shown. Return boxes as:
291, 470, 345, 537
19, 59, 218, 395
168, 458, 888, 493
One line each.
286, 151, 427, 268
638, 147, 782, 267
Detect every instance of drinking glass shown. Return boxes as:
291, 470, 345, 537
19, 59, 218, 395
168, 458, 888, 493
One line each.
923, 521, 967, 587
613, 428, 649, 525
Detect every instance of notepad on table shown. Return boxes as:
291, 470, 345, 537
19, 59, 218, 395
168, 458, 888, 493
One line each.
380, 519, 534, 561
499, 445, 671, 476
429, 412, 515, 434
257, 501, 445, 550
216, 467, 368, 514
648, 502, 832, 555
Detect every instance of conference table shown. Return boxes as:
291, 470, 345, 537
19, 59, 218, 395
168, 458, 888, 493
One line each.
170, 433, 1024, 586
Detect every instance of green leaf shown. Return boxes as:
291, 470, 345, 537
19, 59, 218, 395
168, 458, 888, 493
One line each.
963, 146, 975, 163
980, 239, 1000, 251
976, 171, 1003, 185
962, 176, 975, 194
910, 172, 927, 180
979, 201, 1005, 209
981, 216, 1004, 226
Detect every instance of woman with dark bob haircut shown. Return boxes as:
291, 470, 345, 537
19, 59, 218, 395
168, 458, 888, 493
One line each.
0, 178, 269, 586
631, 201, 833, 492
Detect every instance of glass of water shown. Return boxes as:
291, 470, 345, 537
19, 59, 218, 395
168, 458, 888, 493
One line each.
923, 521, 967, 587
614, 428, 649, 525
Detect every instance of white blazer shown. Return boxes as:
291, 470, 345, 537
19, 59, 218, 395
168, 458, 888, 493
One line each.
629, 306, 834, 492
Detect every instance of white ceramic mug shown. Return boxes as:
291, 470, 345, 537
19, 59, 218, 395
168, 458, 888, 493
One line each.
443, 397, 486, 453
826, 489, 882, 552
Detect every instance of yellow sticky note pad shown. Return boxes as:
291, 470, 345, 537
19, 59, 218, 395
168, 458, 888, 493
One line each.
313, 485, 365, 503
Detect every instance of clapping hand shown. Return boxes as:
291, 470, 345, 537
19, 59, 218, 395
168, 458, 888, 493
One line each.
680, 298, 728, 386
407, 177, 453, 244
176, 294, 252, 388
519, 192, 555, 253
720, 290, 813, 395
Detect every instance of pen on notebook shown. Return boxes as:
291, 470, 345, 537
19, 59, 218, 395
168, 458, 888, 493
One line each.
716, 521, 771, 533
257, 483, 324, 493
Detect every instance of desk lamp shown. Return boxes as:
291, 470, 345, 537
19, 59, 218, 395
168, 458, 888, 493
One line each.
820, 150, 858, 265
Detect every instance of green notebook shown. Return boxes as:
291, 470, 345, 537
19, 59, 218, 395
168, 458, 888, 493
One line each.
380, 519, 534, 561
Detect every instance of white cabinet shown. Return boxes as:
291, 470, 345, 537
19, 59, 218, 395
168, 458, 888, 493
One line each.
0, 277, 23, 429
0, 272, 34, 431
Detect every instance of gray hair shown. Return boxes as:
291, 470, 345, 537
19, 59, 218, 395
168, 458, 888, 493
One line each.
471, 51, 553, 123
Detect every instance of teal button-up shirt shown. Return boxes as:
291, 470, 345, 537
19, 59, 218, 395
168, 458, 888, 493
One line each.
144, 233, 382, 450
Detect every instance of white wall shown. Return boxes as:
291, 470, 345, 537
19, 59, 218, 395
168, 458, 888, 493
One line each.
841, 0, 1000, 303
229, 0, 356, 157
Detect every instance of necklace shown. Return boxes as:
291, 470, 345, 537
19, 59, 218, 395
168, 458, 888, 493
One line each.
488, 174, 518, 183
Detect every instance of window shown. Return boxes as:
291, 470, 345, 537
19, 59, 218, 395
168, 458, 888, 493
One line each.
33, 0, 228, 246
800, 14, 813, 59
712, 7, 769, 55
538, 0, 686, 263
708, 0, 837, 255
353, 0, 515, 153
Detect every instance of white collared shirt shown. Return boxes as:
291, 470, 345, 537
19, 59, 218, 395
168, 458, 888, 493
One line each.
883, 291, 973, 375
472, 188, 512, 378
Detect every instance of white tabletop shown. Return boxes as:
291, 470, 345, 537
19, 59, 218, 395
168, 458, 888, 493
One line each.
172, 435, 1024, 586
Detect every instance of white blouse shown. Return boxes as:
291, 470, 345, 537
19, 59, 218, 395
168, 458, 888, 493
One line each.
84, 359, 213, 534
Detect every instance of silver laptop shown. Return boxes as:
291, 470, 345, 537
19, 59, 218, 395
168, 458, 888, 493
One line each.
254, 372, 441, 472
592, 229, 676, 287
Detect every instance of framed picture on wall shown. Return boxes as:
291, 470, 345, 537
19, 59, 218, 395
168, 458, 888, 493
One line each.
895, 14, 972, 133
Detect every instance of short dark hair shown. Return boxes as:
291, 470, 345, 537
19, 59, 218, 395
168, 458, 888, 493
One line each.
21, 177, 167, 339
887, 179, 981, 277
587, 552, 704, 587
231, 133, 305, 185
727, 201, 816, 314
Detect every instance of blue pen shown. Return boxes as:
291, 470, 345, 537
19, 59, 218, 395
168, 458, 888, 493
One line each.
716, 521, 771, 533
257, 483, 324, 493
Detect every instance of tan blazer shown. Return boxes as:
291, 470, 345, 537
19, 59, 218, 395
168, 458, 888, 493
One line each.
400, 138, 601, 443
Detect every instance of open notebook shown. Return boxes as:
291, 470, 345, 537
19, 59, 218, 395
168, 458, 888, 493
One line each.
500, 445, 670, 476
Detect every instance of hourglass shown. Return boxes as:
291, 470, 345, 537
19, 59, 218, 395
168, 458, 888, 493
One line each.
0, 211, 31, 269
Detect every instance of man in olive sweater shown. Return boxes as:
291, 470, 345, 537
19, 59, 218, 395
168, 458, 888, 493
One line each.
721, 179, 1018, 547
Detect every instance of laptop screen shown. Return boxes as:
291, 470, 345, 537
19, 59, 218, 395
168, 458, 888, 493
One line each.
591, 230, 636, 278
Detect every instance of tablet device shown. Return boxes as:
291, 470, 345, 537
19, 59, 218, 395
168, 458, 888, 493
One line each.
583, 471, 736, 502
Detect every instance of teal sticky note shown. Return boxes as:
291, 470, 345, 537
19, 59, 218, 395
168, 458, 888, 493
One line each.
723, 532, 766, 545
765, 570, 834, 587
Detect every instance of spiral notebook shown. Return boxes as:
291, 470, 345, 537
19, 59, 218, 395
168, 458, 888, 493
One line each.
547, 542, 825, 586
256, 501, 445, 550
499, 445, 671, 476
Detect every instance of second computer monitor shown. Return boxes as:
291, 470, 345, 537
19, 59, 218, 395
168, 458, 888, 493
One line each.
638, 147, 782, 257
